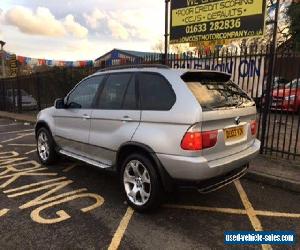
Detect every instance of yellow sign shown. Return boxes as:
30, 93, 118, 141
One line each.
172, 0, 262, 26
170, 0, 266, 43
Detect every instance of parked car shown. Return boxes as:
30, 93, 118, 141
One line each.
35, 65, 260, 211
6, 89, 37, 110
272, 77, 289, 90
254, 77, 288, 110
271, 79, 300, 113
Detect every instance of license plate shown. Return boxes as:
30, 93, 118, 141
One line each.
224, 126, 244, 141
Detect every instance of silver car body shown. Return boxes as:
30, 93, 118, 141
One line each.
37, 67, 260, 184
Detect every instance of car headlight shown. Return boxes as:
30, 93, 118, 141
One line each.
285, 95, 295, 101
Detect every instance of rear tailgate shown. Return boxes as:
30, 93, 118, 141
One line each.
181, 71, 257, 160
201, 107, 257, 161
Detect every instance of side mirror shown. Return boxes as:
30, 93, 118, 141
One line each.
55, 98, 65, 109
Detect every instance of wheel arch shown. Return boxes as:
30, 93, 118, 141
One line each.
116, 142, 173, 192
35, 120, 52, 139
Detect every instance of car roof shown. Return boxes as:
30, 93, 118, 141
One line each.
91, 67, 231, 79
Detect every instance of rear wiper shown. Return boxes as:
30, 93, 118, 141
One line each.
235, 100, 244, 108
201, 104, 214, 111
235, 100, 255, 108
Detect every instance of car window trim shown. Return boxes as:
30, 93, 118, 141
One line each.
120, 74, 134, 109
120, 73, 139, 110
91, 74, 109, 109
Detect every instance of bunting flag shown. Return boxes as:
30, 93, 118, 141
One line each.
14, 55, 94, 68
38, 59, 46, 65
17, 56, 26, 64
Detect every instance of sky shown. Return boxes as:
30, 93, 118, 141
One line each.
0, 0, 165, 60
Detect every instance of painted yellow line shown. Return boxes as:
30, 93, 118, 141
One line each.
108, 207, 134, 250
0, 208, 9, 217
164, 204, 247, 215
8, 144, 36, 147
63, 164, 78, 173
3, 177, 67, 194
0, 129, 34, 135
256, 210, 300, 218
0, 133, 34, 143
234, 180, 263, 230
25, 149, 37, 155
234, 180, 272, 250
0, 123, 19, 127
165, 204, 300, 219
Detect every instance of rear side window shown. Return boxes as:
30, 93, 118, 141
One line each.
138, 73, 175, 110
97, 73, 132, 109
184, 79, 254, 110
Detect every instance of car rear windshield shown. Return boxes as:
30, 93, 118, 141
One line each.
184, 80, 254, 111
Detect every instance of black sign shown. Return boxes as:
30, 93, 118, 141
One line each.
170, 0, 266, 44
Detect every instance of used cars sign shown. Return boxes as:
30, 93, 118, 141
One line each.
170, 0, 266, 43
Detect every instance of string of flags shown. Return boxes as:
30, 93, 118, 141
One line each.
15, 55, 94, 67
1, 51, 94, 67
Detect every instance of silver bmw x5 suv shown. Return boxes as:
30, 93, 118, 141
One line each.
35, 64, 260, 211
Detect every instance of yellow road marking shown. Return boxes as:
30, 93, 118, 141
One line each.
0, 208, 9, 217
165, 204, 300, 219
0, 129, 34, 135
8, 144, 36, 147
164, 204, 247, 215
108, 207, 134, 250
0, 123, 19, 127
25, 149, 37, 155
234, 180, 272, 250
234, 180, 263, 231
1, 133, 34, 143
3, 177, 67, 194
30, 192, 104, 224
255, 210, 300, 218
7, 179, 74, 198
63, 164, 78, 173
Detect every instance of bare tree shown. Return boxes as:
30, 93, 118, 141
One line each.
152, 39, 192, 54
152, 39, 165, 53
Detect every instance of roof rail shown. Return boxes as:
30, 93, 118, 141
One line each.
97, 64, 170, 72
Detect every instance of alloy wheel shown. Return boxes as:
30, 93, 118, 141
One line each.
123, 160, 151, 206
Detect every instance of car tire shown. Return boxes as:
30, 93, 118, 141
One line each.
36, 127, 57, 165
120, 153, 162, 212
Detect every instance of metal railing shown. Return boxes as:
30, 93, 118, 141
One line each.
0, 46, 299, 159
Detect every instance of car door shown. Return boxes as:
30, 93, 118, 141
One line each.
89, 72, 141, 166
53, 75, 105, 156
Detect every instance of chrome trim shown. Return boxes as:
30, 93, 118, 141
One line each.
197, 166, 248, 194
59, 149, 111, 169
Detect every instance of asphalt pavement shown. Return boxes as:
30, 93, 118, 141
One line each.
0, 118, 299, 250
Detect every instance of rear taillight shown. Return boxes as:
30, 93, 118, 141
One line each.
181, 126, 218, 151
250, 120, 257, 136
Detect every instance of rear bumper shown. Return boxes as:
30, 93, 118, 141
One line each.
197, 165, 248, 193
157, 139, 260, 181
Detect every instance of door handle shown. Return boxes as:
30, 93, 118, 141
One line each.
121, 116, 133, 122
82, 114, 91, 120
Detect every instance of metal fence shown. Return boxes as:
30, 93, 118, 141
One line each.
0, 46, 299, 159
